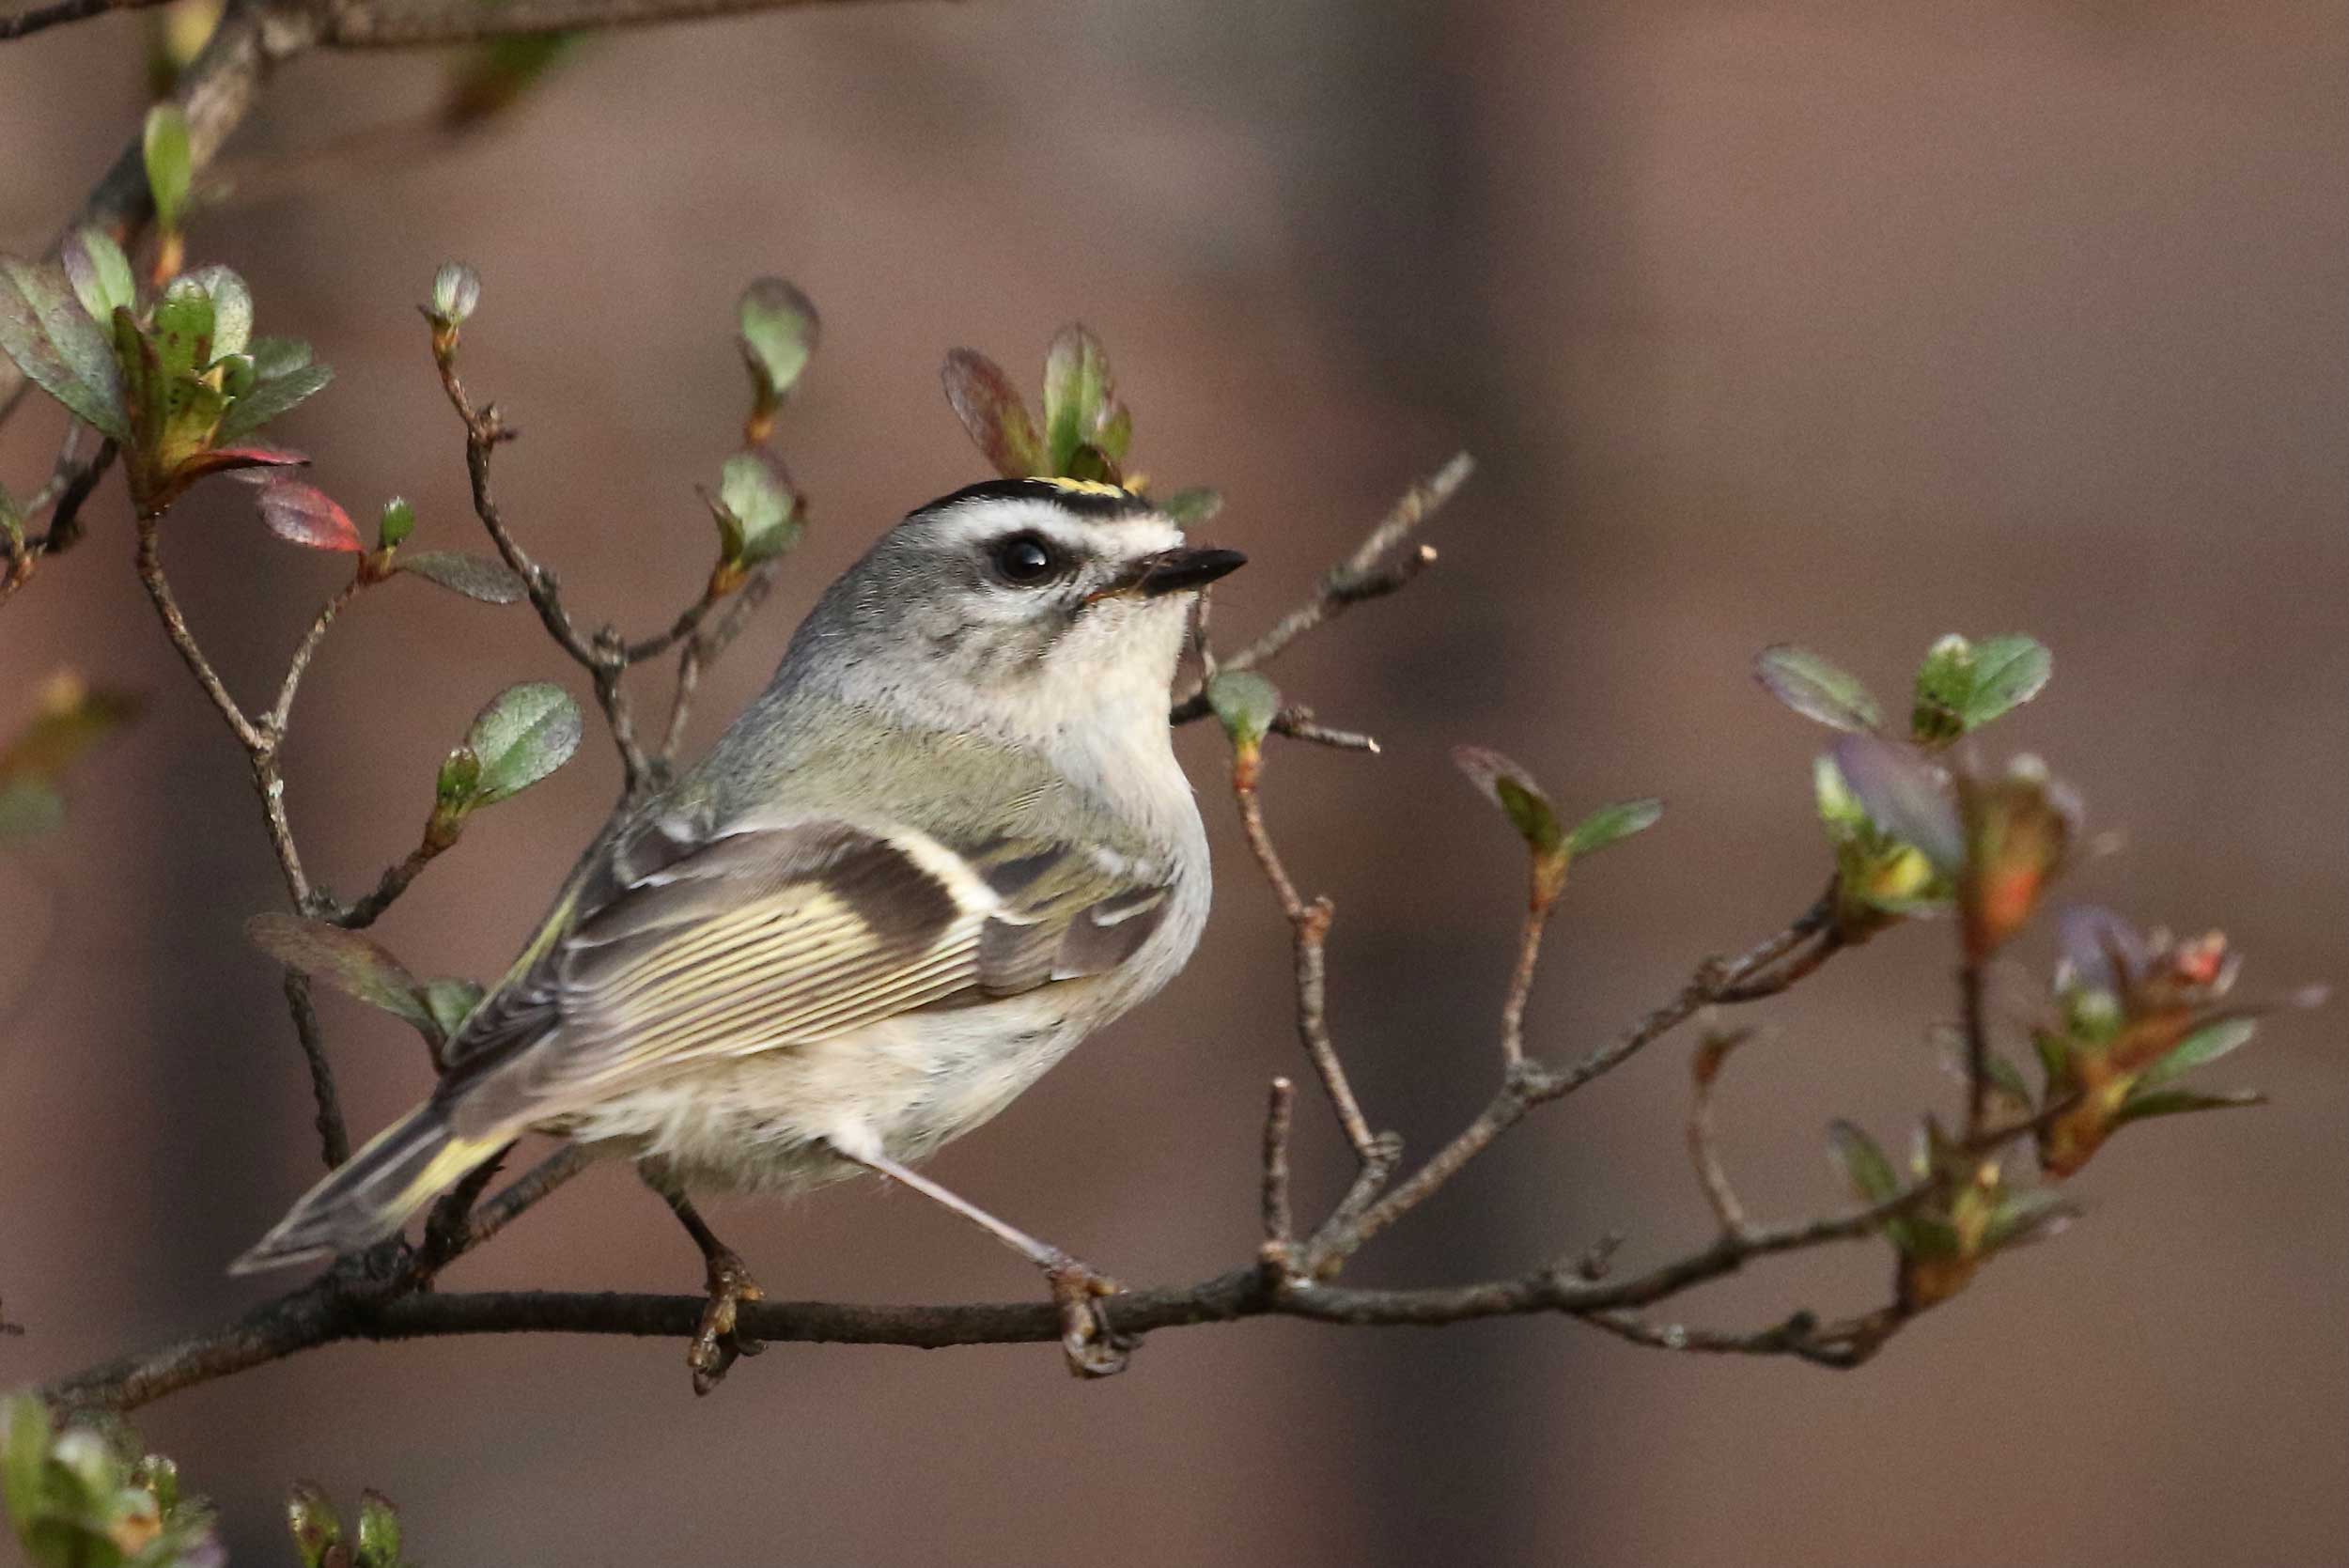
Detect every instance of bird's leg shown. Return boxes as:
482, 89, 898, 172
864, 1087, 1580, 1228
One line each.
827, 1137, 1132, 1378
638, 1165, 765, 1395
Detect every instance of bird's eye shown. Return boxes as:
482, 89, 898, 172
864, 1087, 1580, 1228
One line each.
988, 532, 1065, 586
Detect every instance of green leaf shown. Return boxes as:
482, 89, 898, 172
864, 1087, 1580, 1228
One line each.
1910, 633, 1975, 745
463, 681, 582, 804
1093, 402, 1132, 465
2136, 1017, 2257, 1092
1960, 634, 2052, 728
1982, 1188, 2075, 1252
1563, 797, 1662, 856
3, 1392, 53, 1528
248, 336, 313, 379
1158, 487, 1222, 530
1830, 734, 1964, 875
183, 265, 251, 358
1452, 745, 1563, 856
737, 277, 818, 405
1983, 1048, 2034, 1108
155, 372, 229, 476
1828, 1119, 1915, 1253
144, 104, 192, 236
377, 496, 415, 551
1206, 671, 1280, 752
2113, 1085, 2265, 1124
1754, 644, 1882, 733
215, 358, 333, 442
0, 256, 129, 438
397, 550, 525, 603
216, 352, 256, 400
151, 277, 213, 380
418, 978, 484, 1041
246, 914, 434, 1032
0, 479, 20, 548
941, 349, 1046, 478
1062, 442, 1116, 484
1041, 324, 1118, 478
713, 451, 800, 566
1827, 1119, 1901, 1204
1912, 633, 2052, 742
354, 1490, 402, 1568
436, 746, 481, 809
61, 229, 134, 324
287, 1481, 342, 1568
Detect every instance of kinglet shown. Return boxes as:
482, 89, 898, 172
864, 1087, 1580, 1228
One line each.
236, 476, 1244, 1382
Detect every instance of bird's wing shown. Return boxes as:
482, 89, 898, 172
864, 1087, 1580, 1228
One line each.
435, 809, 1174, 1124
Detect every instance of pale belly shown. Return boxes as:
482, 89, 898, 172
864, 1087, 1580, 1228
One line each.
552, 987, 1096, 1193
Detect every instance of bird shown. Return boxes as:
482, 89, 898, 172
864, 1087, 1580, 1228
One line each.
234, 475, 1245, 1389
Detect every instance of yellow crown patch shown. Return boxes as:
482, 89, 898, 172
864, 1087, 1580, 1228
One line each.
1041, 476, 1131, 499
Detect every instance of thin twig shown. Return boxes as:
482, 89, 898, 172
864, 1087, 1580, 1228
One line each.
1269, 706, 1379, 754
0, 432, 114, 609
313, 0, 927, 49
265, 573, 364, 736
1579, 1307, 1896, 1370
1318, 892, 1844, 1265
282, 973, 349, 1167
132, 520, 264, 753
660, 559, 777, 765
339, 835, 448, 927
1687, 1031, 1750, 1239
1960, 959, 1990, 1141
1498, 878, 1559, 1073
624, 590, 721, 663
0, 0, 169, 44
1259, 1077, 1296, 1256
459, 1144, 594, 1252
1229, 751, 1381, 1163
1169, 453, 1471, 726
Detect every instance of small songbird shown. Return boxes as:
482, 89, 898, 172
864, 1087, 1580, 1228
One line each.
235, 476, 1244, 1388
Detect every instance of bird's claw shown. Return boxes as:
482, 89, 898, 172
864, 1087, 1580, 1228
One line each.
688, 1249, 766, 1396
1046, 1258, 1133, 1378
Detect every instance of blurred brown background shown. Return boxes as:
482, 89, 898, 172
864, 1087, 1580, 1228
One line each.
3, 2, 2343, 1563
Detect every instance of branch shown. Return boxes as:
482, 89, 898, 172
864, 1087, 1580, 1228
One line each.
0, 0, 169, 44
132, 519, 265, 754
312, 0, 929, 49
427, 323, 779, 795
1169, 453, 1470, 728
656, 556, 777, 768
1227, 741, 1385, 1169
38, 1177, 1940, 1416
1306, 889, 1843, 1269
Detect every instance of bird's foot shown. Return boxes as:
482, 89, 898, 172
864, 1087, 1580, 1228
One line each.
1045, 1256, 1133, 1379
688, 1247, 767, 1396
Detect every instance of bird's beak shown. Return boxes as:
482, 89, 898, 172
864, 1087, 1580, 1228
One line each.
1130, 545, 1247, 598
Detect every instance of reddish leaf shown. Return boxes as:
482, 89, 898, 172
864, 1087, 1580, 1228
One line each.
255, 478, 362, 552
941, 349, 1045, 477
175, 445, 308, 484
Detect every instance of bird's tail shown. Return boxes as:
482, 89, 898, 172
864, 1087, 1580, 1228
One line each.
230, 1102, 508, 1274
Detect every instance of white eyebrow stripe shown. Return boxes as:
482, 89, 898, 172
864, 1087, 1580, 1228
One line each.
925, 499, 1183, 557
